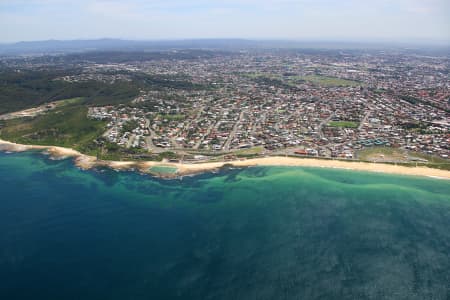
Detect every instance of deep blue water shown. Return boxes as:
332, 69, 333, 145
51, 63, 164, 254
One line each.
0, 151, 449, 300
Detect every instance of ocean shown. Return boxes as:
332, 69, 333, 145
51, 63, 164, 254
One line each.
0, 151, 449, 300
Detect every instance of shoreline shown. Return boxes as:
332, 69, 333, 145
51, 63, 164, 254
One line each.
1, 139, 449, 180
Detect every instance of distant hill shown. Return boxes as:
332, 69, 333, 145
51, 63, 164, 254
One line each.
1, 38, 449, 56
0, 39, 261, 55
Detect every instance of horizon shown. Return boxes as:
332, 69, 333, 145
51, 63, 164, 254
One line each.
1, 0, 449, 44
1, 37, 449, 48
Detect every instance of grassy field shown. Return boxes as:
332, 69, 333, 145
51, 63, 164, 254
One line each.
233, 146, 265, 157
0, 101, 106, 153
328, 121, 359, 128
55, 97, 85, 107
408, 152, 450, 170
357, 147, 450, 170
357, 147, 407, 161
157, 114, 186, 121
299, 75, 362, 87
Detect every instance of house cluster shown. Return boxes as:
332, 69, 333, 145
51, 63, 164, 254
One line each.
88, 106, 148, 148
84, 49, 449, 160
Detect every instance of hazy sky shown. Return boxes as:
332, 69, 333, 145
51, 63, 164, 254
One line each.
1, 0, 449, 43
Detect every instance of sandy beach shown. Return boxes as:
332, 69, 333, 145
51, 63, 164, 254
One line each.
1, 139, 449, 180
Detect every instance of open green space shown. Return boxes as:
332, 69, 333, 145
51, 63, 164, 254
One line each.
407, 152, 450, 171
299, 75, 362, 87
328, 121, 359, 128
157, 114, 186, 121
0, 69, 140, 114
0, 100, 106, 153
357, 147, 450, 171
234, 146, 265, 157
357, 147, 406, 161
0, 68, 206, 116
54, 97, 85, 107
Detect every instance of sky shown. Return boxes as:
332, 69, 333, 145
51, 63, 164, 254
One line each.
0, 0, 449, 44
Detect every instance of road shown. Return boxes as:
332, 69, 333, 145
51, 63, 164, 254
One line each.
358, 106, 373, 131
223, 110, 245, 151
318, 114, 334, 138
143, 117, 161, 152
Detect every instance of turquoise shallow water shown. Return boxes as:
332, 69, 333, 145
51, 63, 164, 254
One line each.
0, 151, 449, 300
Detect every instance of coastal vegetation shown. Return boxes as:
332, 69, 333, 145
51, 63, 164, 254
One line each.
0, 101, 106, 152
0, 69, 141, 114
96, 143, 149, 161
0, 67, 209, 115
